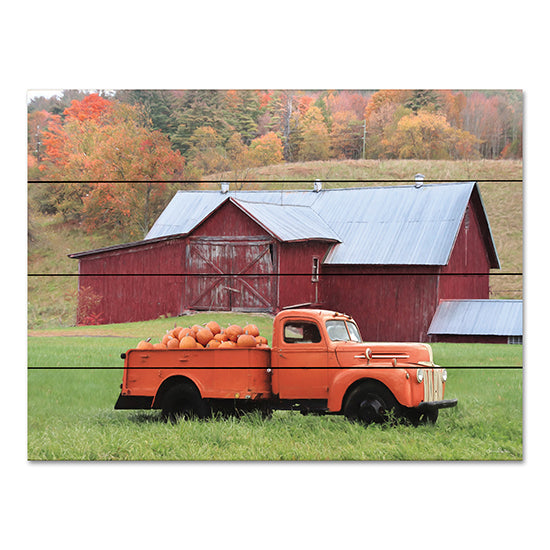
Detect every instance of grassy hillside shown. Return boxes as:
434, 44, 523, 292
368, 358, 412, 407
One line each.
27, 159, 523, 329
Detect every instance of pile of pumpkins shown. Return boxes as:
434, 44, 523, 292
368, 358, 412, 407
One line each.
136, 320, 269, 351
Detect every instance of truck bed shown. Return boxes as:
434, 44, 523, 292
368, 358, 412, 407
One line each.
122, 347, 273, 402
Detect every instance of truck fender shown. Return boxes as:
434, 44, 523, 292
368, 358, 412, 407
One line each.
152, 375, 205, 409
327, 368, 414, 412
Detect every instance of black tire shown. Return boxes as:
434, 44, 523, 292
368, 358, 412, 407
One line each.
343, 381, 400, 425
404, 408, 439, 426
161, 383, 209, 423
419, 408, 439, 425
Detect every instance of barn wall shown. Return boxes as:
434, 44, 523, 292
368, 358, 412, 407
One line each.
77, 238, 186, 325
438, 201, 491, 301
430, 334, 508, 344
191, 200, 272, 239
321, 265, 440, 342
277, 241, 333, 309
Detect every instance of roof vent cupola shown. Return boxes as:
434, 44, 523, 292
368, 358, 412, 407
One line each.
414, 173, 425, 188
313, 179, 323, 193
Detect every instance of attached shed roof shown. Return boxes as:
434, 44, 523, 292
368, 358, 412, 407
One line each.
144, 182, 499, 267
428, 300, 523, 336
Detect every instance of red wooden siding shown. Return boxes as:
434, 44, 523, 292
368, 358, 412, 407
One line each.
322, 265, 440, 342
430, 334, 508, 344
78, 239, 186, 324
438, 203, 491, 301
277, 241, 333, 309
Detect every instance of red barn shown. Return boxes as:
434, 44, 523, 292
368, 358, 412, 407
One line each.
69, 181, 501, 342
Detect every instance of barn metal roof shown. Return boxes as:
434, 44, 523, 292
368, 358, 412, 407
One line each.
316, 183, 478, 265
71, 182, 500, 265
144, 182, 499, 266
428, 300, 523, 336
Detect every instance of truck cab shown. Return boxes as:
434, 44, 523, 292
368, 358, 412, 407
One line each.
270, 309, 456, 423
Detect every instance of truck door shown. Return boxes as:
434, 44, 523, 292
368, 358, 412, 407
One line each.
273, 319, 328, 399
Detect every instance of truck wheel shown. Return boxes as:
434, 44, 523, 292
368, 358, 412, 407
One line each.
344, 382, 399, 425
405, 408, 439, 426
419, 409, 439, 425
161, 383, 209, 423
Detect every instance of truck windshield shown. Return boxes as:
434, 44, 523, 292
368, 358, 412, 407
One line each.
326, 320, 362, 342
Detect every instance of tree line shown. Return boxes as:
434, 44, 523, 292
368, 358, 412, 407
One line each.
27, 89, 523, 240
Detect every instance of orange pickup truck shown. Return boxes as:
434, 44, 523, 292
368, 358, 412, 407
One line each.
115, 309, 457, 425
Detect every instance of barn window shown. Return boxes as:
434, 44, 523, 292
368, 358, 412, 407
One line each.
284, 322, 322, 344
508, 336, 523, 345
311, 257, 320, 282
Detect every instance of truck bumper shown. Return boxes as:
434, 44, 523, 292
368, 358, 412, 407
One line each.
114, 393, 154, 410
416, 399, 458, 412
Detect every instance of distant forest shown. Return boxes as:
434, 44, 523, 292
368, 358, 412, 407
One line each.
28, 89, 522, 175
27, 89, 523, 240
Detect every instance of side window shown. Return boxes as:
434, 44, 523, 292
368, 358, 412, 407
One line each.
311, 257, 319, 282
284, 322, 322, 344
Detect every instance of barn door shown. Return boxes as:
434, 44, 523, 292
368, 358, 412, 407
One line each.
185, 238, 277, 312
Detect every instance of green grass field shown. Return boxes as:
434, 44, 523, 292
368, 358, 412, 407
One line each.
27, 315, 523, 461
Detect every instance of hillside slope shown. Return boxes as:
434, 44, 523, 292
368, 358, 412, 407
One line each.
28, 159, 523, 328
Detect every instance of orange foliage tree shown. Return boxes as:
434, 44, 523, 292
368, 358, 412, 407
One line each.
387, 110, 481, 160
35, 93, 185, 238
248, 132, 284, 166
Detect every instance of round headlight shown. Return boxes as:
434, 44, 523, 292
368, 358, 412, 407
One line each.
416, 369, 424, 383
442, 369, 448, 382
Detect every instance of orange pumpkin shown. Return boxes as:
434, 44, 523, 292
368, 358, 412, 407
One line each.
214, 331, 228, 342
179, 336, 197, 349
178, 327, 195, 339
243, 324, 260, 337
191, 324, 203, 334
226, 324, 243, 342
196, 327, 214, 346
206, 321, 221, 335
170, 326, 183, 338
195, 342, 204, 349
237, 334, 257, 348
137, 339, 154, 350
166, 337, 180, 349
206, 339, 221, 349
256, 336, 268, 346
153, 342, 167, 349
161, 333, 171, 346
219, 340, 236, 349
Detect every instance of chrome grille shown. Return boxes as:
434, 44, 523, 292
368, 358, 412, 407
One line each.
424, 369, 444, 402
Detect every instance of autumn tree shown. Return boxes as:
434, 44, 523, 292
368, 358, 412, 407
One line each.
226, 132, 253, 181
387, 110, 480, 159
186, 126, 228, 175
248, 132, 284, 166
297, 105, 330, 161
330, 110, 364, 159
35, 93, 185, 237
